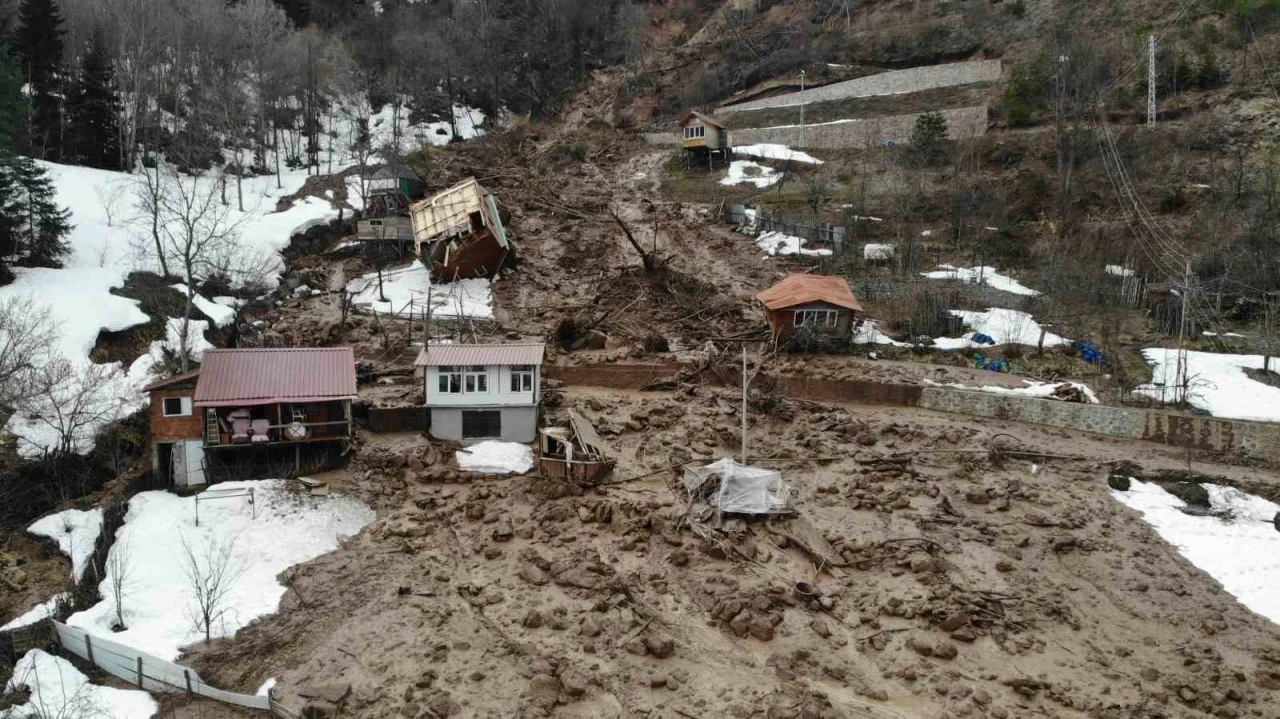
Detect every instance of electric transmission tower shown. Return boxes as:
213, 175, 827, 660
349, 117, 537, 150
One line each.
1147, 34, 1157, 127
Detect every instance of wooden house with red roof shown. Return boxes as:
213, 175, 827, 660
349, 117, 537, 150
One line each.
756, 274, 865, 341
143, 347, 357, 486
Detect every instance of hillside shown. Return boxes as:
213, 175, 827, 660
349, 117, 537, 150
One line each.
5, 2, 1280, 719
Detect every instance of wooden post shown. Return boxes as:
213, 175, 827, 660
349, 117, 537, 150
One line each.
137, 656, 143, 687
740, 346, 748, 465
85, 633, 95, 665
184, 669, 193, 697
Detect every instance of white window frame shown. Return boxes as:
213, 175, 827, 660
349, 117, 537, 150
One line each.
438, 366, 463, 394
684, 125, 705, 139
794, 309, 839, 328
509, 365, 534, 393
162, 396, 191, 417
463, 366, 488, 394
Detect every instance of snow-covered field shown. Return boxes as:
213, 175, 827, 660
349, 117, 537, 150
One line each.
920, 265, 1040, 296
1136, 348, 1280, 422
346, 260, 494, 320
733, 143, 823, 165
3, 649, 156, 719
28, 508, 103, 581
456, 441, 534, 475
720, 160, 780, 188
755, 231, 832, 257
67, 480, 374, 661
1113, 480, 1280, 625
933, 307, 1066, 350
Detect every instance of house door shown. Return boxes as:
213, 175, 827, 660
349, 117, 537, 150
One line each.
173, 440, 206, 487
461, 410, 501, 439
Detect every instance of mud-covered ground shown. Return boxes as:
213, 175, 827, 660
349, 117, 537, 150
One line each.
184, 384, 1280, 719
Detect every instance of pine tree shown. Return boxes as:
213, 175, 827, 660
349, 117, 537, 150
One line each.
0, 155, 72, 268
907, 111, 949, 168
13, 0, 67, 161
66, 32, 122, 170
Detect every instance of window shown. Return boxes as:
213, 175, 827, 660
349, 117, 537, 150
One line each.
683, 125, 705, 139
794, 309, 839, 328
162, 396, 191, 417
464, 366, 488, 394
438, 366, 462, 394
510, 365, 534, 393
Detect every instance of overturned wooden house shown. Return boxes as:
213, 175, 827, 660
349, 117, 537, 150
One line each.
410, 177, 511, 280
538, 409, 615, 483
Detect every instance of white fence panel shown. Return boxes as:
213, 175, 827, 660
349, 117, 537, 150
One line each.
51, 621, 270, 712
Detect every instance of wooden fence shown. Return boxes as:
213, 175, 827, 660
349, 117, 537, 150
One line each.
725, 204, 846, 255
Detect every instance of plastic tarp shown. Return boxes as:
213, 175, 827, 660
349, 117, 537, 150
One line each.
683, 458, 792, 515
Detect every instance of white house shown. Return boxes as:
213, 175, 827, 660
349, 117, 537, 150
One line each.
414, 342, 545, 443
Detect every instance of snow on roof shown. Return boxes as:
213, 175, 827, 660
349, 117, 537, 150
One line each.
756, 274, 863, 312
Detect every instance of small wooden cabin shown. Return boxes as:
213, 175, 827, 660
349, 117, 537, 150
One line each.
357, 166, 423, 243
756, 273, 866, 342
680, 111, 730, 167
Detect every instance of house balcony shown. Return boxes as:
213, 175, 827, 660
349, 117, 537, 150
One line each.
202, 401, 351, 448
357, 217, 414, 242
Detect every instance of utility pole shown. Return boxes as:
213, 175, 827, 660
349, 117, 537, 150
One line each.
1176, 260, 1191, 405
1147, 34, 1157, 127
799, 70, 807, 149
741, 346, 748, 465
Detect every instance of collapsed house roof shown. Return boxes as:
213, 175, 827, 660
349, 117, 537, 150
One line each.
409, 177, 508, 248
756, 273, 863, 312
413, 342, 546, 367
683, 458, 793, 515
193, 348, 358, 407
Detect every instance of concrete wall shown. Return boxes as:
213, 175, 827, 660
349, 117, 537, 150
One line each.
717, 60, 1003, 115
918, 387, 1280, 463
731, 105, 988, 150
547, 361, 1280, 464
643, 132, 680, 147
430, 406, 538, 444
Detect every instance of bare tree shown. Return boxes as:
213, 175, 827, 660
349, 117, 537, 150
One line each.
150, 161, 249, 371
6, 651, 108, 719
17, 361, 130, 456
179, 532, 246, 643
106, 538, 134, 631
0, 296, 60, 408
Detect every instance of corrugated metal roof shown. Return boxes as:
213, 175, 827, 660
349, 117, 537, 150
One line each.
756, 274, 863, 311
142, 369, 201, 392
194, 348, 357, 406
414, 342, 545, 367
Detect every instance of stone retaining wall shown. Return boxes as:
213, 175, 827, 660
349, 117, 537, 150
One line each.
548, 362, 1280, 464
731, 105, 987, 149
716, 60, 1003, 115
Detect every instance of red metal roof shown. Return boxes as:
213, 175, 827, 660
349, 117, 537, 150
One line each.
681, 110, 726, 129
143, 369, 201, 392
756, 274, 863, 312
414, 342, 545, 367
194, 348, 358, 407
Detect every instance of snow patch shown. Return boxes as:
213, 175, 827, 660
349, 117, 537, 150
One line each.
28, 509, 103, 581
853, 321, 907, 347
171, 284, 236, 328
920, 265, 1040, 296
933, 308, 1067, 350
456, 441, 534, 475
1136, 349, 1280, 422
3, 649, 157, 719
0, 594, 69, 632
733, 144, 823, 165
863, 243, 894, 260
925, 378, 1099, 403
1105, 264, 1136, 278
755, 231, 832, 257
67, 480, 374, 661
345, 260, 493, 320
720, 160, 780, 188
1113, 480, 1280, 625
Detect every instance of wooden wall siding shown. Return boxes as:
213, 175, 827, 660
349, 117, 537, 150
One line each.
150, 389, 203, 441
